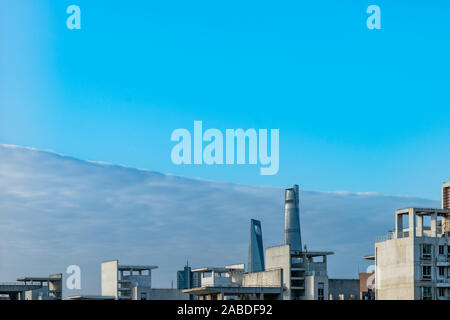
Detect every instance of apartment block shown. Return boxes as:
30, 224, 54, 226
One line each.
375, 207, 450, 300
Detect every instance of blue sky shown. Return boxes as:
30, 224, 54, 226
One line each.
1, 0, 449, 198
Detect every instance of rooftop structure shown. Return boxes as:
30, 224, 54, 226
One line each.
185, 265, 282, 300
102, 260, 158, 300
0, 274, 62, 300
183, 184, 364, 301
101, 260, 189, 300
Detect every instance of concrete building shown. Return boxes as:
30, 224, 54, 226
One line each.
248, 219, 265, 273
375, 207, 450, 300
101, 260, 190, 300
358, 272, 375, 300
328, 279, 360, 300
184, 184, 365, 301
0, 274, 62, 300
184, 265, 283, 300
265, 244, 334, 300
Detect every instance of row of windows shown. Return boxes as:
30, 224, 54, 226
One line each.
422, 244, 450, 258
422, 287, 448, 300
422, 266, 450, 279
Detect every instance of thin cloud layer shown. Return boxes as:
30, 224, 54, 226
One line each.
0, 144, 439, 297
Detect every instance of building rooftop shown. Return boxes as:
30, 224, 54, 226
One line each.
183, 286, 282, 296
396, 207, 450, 214
118, 265, 158, 271
68, 295, 115, 300
291, 250, 334, 257
16, 276, 61, 283
192, 264, 245, 273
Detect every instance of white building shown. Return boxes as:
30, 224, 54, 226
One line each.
375, 206, 450, 300
101, 260, 189, 300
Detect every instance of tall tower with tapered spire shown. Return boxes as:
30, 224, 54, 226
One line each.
284, 184, 302, 252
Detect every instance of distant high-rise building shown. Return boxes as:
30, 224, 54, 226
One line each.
442, 182, 450, 209
248, 219, 265, 273
284, 184, 302, 252
177, 261, 201, 290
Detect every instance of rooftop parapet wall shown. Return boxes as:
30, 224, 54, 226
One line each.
242, 269, 283, 287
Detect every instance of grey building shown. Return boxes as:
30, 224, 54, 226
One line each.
185, 185, 362, 300
284, 184, 302, 252
0, 274, 62, 300
177, 262, 201, 290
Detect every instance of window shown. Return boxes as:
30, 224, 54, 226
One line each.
318, 288, 324, 300
422, 244, 432, 258
422, 287, 432, 300
140, 292, 147, 300
439, 245, 445, 255
438, 288, 445, 297
422, 266, 431, 280
439, 267, 445, 277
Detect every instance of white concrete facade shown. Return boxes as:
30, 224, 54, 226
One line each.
375, 208, 450, 300
101, 260, 173, 300
265, 244, 333, 300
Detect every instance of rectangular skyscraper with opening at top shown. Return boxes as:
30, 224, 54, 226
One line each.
248, 219, 265, 273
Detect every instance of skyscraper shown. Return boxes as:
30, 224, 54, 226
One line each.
284, 184, 302, 252
248, 219, 265, 273
177, 261, 201, 290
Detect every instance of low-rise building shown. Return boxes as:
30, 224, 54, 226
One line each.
101, 260, 189, 300
0, 274, 62, 300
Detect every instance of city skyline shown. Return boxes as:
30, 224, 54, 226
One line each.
0, 144, 442, 298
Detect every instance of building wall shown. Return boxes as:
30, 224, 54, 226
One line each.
242, 269, 283, 287
24, 287, 50, 300
101, 260, 118, 299
328, 279, 359, 300
375, 237, 415, 300
133, 287, 190, 300
303, 275, 329, 300
49, 274, 63, 299
358, 272, 375, 300
265, 245, 291, 300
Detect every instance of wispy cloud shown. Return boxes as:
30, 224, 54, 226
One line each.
0, 144, 439, 297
